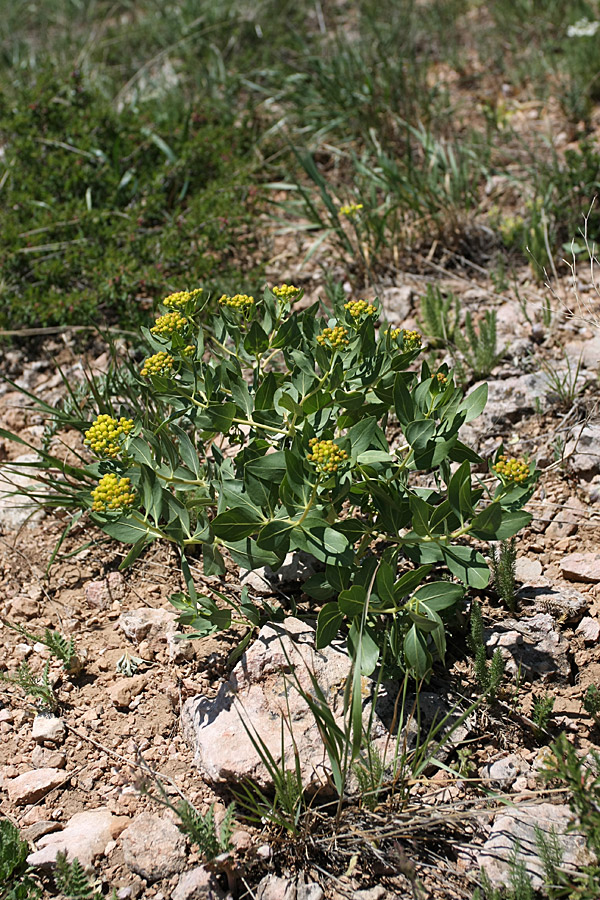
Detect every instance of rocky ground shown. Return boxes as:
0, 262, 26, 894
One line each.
1, 271, 600, 900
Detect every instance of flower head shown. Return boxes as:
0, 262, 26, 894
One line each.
151, 311, 188, 338
493, 454, 529, 484
316, 325, 349, 350
272, 283, 300, 299
140, 351, 173, 378
84, 414, 134, 458
307, 439, 349, 474
91, 473, 136, 512
163, 288, 203, 309
218, 293, 255, 310
339, 203, 364, 217
385, 328, 422, 351
344, 299, 378, 321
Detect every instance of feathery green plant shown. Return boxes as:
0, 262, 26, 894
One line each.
491, 537, 518, 613
418, 284, 461, 346
0, 660, 58, 712
454, 310, 504, 380
469, 601, 504, 702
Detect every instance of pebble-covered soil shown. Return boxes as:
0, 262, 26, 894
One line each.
1, 272, 600, 899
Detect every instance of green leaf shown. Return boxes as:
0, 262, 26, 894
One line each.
458, 383, 488, 423
291, 519, 351, 565
226, 537, 282, 571
394, 374, 415, 425
203, 542, 226, 576
348, 621, 380, 676
101, 518, 152, 544
496, 510, 532, 539
255, 372, 277, 410
448, 440, 483, 464
316, 602, 343, 649
394, 564, 432, 599
448, 461, 470, 517
356, 450, 393, 465
244, 321, 269, 355
119, 534, 153, 569
256, 518, 294, 551
325, 564, 351, 593
197, 402, 237, 433
470, 502, 503, 539
412, 581, 464, 610
211, 507, 263, 541
245, 451, 287, 481
376, 561, 396, 606
404, 625, 431, 680
303, 573, 336, 601
338, 585, 366, 616
410, 495, 431, 536
405, 418, 435, 450
303, 390, 332, 415
441, 544, 490, 589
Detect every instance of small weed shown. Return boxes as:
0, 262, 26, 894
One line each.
531, 693, 555, 737
0, 660, 58, 712
583, 685, 600, 727
175, 800, 235, 861
491, 537, 518, 613
469, 601, 505, 702
6, 622, 82, 675
541, 351, 584, 410
54, 852, 115, 900
418, 284, 461, 346
454, 310, 504, 380
0, 818, 41, 900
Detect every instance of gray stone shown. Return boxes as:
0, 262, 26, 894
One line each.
576, 616, 600, 643
181, 618, 386, 791
172, 866, 226, 900
256, 875, 297, 900
120, 812, 188, 882
22, 821, 61, 843
518, 578, 588, 622
26, 807, 128, 870
240, 552, 317, 595
561, 552, 600, 583
119, 608, 176, 644
479, 754, 530, 789
0, 454, 46, 531
353, 889, 386, 900
85, 572, 125, 610
380, 286, 413, 323
7, 768, 66, 805
475, 803, 591, 888
514, 557, 543, 583
32, 715, 66, 745
565, 423, 600, 481
31, 746, 66, 769
167, 632, 195, 662
485, 613, 571, 680
467, 373, 549, 435
565, 334, 600, 371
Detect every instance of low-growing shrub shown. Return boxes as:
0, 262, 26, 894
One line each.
1, 284, 537, 680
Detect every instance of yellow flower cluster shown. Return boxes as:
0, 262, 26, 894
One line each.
218, 293, 255, 310
140, 351, 173, 377
385, 328, 422, 350
339, 203, 363, 216
150, 311, 188, 337
307, 439, 349, 474
272, 283, 300, 299
91, 473, 136, 512
493, 455, 529, 484
436, 372, 448, 386
316, 325, 349, 349
84, 414, 134, 458
163, 288, 203, 309
344, 299, 378, 320
182, 344, 195, 357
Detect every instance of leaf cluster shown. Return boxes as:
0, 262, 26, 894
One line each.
0, 820, 41, 900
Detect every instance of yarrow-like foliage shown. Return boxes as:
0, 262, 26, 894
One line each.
163, 288, 203, 309
84, 414, 133, 458
344, 299, 378, 320
151, 311, 188, 337
218, 293, 255, 310
316, 325, 349, 349
272, 283, 300, 299
307, 439, 349, 474
91, 473, 136, 511
141, 351, 174, 377
493, 454, 529, 484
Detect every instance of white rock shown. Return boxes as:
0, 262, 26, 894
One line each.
479, 754, 529, 789
181, 618, 387, 791
32, 715, 66, 745
167, 632, 195, 662
475, 803, 591, 887
0, 454, 46, 531
576, 616, 600, 643
172, 865, 226, 900
118, 607, 176, 643
7, 768, 66, 805
26, 807, 129, 870
120, 812, 188, 882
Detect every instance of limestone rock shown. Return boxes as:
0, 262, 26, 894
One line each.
85, 572, 125, 610
485, 613, 570, 680
240, 552, 317, 595
379, 286, 413, 323
108, 675, 147, 710
172, 865, 226, 900
32, 715, 66, 745
561, 552, 600, 583
7, 767, 66, 805
475, 803, 591, 888
120, 812, 188, 882
26, 807, 128, 870
576, 616, 600, 643
31, 746, 66, 769
119, 607, 175, 644
256, 875, 298, 900
565, 423, 600, 481
0, 454, 46, 531
181, 618, 386, 790
479, 754, 530, 789
518, 578, 588, 622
